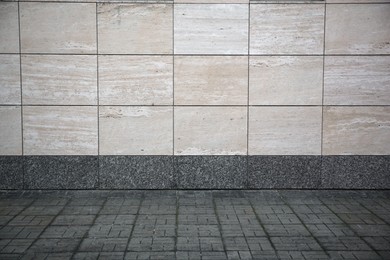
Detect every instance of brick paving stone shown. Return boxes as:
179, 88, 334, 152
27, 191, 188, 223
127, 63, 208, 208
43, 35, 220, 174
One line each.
8, 216, 54, 226
79, 238, 128, 252
61, 206, 101, 215
264, 224, 311, 237
128, 236, 175, 252
0, 239, 34, 254
41, 225, 90, 239
178, 224, 220, 237
317, 236, 371, 251
306, 224, 355, 237
87, 225, 132, 238
327, 250, 382, 260
350, 224, 390, 236
338, 213, 386, 224
52, 215, 95, 226
94, 215, 136, 225
27, 238, 80, 253
277, 251, 329, 260
362, 236, 390, 250
0, 226, 45, 239
20, 206, 64, 216
271, 237, 322, 251
226, 250, 252, 260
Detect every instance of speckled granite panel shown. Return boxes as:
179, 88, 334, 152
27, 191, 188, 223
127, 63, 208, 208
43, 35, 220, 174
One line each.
175, 156, 247, 189
99, 156, 175, 189
321, 156, 390, 189
248, 156, 321, 189
24, 156, 98, 189
0, 156, 23, 189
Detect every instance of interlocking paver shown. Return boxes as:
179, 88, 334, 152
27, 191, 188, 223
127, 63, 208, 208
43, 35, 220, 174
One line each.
88, 224, 132, 238
271, 237, 322, 251
264, 224, 311, 237
362, 236, 390, 251
41, 225, 90, 239
27, 238, 80, 253
95, 215, 136, 225
327, 250, 382, 260
52, 215, 95, 226
317, 236, 371, 251
79, 238, 128, 252
0, 226, 45, 239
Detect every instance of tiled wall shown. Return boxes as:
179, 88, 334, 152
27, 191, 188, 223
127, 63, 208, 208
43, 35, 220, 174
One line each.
0, 0, 389, 189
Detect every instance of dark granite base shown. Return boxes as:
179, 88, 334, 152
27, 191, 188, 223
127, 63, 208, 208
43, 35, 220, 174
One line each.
99, 156, 175, 189
175, 156, 247, 189
0, 155, 389, 190
248, 156, 321, 189
0, 156, 23, 189
24, 156, 98, 189
321, 156, 390, 189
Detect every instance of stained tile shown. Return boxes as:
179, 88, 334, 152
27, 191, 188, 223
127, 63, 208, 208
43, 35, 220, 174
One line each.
23, 106, 98, 155
99, 106, 173, 155
324, 56, 390, 105
0, 55, 20, 105
174, 4, 248, 54
249, 107, 322, 155
325, 4, 390, 54
175, 56, 247, 105
99, 56, 172, 105
249, 56, 323, 105
174, 107, 247, 155
20, 3, 96, 54
98, 4, 172, 54
0, 106, 22, 156
250, 4, 324, 54
323, 107, 390, 155
0, 3, 19, 54
22, 55, 97, 105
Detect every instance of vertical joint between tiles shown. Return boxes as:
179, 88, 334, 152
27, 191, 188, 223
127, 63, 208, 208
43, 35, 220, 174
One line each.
246, 2, 251, 188
96, 2, 100, 188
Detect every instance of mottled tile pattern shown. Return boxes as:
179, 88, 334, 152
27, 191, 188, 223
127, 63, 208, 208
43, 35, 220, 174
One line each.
0, 156, 23, 189
0, 190, 389, 258
0, 55, 20, 105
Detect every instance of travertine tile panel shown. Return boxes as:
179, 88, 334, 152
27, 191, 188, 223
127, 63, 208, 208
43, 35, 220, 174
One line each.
174, 4, 248, 54
0, 3, 19, 53
99, 106, 173, 155
323, 107, 390, 155
249, 56, 323, 105
22, 55, 97, 105
324, 56, 390, 105
23, 106, 98, 155
20, 3, 96, 54
250, 4, 324, 54
327, 0, 389, 2
99, 56, 172, 105
175, 107, 247, 155
175, 56, 247, 105
325, 4, 390, 54
176, 0, 248, 2
249, 107, 322, 155
0, 106, 22, 155
0, 55, 20, 105
98, 4, 172, 54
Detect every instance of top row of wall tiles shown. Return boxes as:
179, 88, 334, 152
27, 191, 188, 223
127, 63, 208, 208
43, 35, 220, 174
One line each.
1, 3, 389, 55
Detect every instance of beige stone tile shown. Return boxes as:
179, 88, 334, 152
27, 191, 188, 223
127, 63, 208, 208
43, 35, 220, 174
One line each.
250, 4, 324, 54
175, 107, 247, 155
325, 4, 390, 54
174, 4, 248, 54
324, 56, 390, 105
327, 0, 389, 2
98, 4, 172, 54
23, 106, 98, 155
249, 107, 322, 155
174, 56, 247, 105
99, 106, 173, 155
99, 55, 172, 105
176, 0, 248, 2
20, 3, 96, 54
22, 55, 97, 105
0, 106, 22, 155
0, 55, 20, 105
323, 107, 390, 155
249, 56, 323, 105
0, 3, 19, 53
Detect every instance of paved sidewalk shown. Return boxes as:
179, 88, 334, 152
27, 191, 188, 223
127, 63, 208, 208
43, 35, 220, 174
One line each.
0, 190, 389, 259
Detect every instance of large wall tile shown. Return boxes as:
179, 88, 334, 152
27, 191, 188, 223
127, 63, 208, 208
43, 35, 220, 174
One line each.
175, 156, 247, 189
0, 106, 22, 156
174, 4, 248, 54
176, 0, 248, 2
24, 156, 98, 189
99, 156, 175, 189
0, 55, 20, 105
0, 3, 19, 54
324, 56, 390, 105
23, 106, 98, 155
22, 55, 97, 105
175, 107, 247, 155
20, 3, 96, 54
174, 56, 247, 105
249, 56, 323, 105
99, 106, 173, 155
323, 107, 390, 155
98, 4, 172, 54
99, 56, 172, 105
249, 107, 322, 155
325, 4, 390, 54
250, 4, 324, 54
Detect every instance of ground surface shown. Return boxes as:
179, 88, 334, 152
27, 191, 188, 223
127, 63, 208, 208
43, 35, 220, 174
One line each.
0, 190, 389, 259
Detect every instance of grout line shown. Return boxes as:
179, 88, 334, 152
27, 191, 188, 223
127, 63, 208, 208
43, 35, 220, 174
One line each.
172, 3, 175, 157
12, 104, 390, 107
96, 3, 100, 188
320, 2, 327, 188
246, 2, 250, 188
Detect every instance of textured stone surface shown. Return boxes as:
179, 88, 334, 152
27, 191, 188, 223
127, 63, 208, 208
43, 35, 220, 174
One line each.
99, 156, 175, 189
321, 156, 390, 189
24, 156, 98, 189
0, 156, 23, 189
0, 3, 19, 53
0, 106, 22, 156
248, 156, 321, 189
20, 3, 96, 53
175, 156, 247, 189
0, 55, 20, 105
